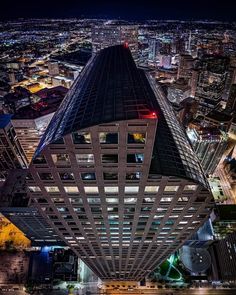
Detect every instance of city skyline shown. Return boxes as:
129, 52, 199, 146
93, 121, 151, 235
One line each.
1, 0, 236, 21
1, 13, 236, 293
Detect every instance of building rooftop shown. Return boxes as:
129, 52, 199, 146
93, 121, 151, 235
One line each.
169, 79, 191, 91
206, 110, 232, 123
13, 86, 67, 120
215, 205, 236, 220
35, 86, 68, 99
37, 45, 157, 152
0, 114, 12, 129
35, 45, 208, 186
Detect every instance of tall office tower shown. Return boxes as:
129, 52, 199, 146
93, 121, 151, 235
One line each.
0, 114, 28, 181
187, 125, 228, 175
0, 169, 63, 246
209, 231, 236, 281
195, 55, 229, 114
91, 25, 138, 59
177, 54, 195, 80
226, 84, 236, 114
48, 61, 60, 76
212, 205, 236, 240
222, 66, 236, 102
160, 55, 172, 69
159, 41, 171, 55
172, 37, 185, 55
11, 86, 67, 162
12, 113, 54, 163
0, 206, 64, 246
27, 45, 213, 281
187, 31, 192, 53
148, 38, 161, 64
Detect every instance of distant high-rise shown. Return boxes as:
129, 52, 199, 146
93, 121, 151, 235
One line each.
0, 169, 63, 246
11, 86, 67, 162
177, 54, 195, 80
148, 38, 161, 64
48, 61, 60, 76
187, 125, 228, 175
28, 45, 213, 281
195, 55, 229, 114
226, 84, 236, 114
210, 231, 236, 281
0, 114, 28, 181
92, 25, 138, 59
160, 55, 172, 69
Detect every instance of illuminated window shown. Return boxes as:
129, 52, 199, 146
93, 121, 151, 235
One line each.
87, 198, 101, 204
57, 207, 68, 212
45, 186, 60, 193
125, 186, 139, 194
179, 221, 188, 224
59, 172, 74, 180
144, 186, 159, 193
160, 197, 173, 202
178, 196, 189, 202
102, 154, 118, 163
76, 154, 94, 164
106, 198, 119, 203
105, 187, 119, 194
72, 132, 91, 144
124, 198, 137, 204
103, 172, 118, 181
64, 186, 79, 193
81, 173, 96, 180
127, 154, 144, 163
52, 198, 64, 204
28, 186, 41, 192
169, 215, 179, 219
164, 185, 179, 192
173, 207, 184, 211
184, 185, 198, 191
52, 154, 70, 165
69, 198, 82, 204
126, 172, 141, 180
107, 207, 118, 212
128, 133, 146, 144
84, 186, 99, 194
99, 132, 118, 144
39, 173, 53, 180
143, 197, 155, 203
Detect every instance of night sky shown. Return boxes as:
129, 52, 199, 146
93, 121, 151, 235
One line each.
1, 0, 236, 21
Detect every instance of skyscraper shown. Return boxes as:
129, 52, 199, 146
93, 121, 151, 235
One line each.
48, 61, 60, 76
187, 125, 228, 175
0, 169, 63, 246
0, 114, 28, 181
91, 25, 138, 59
148, 38, 161, 65
27, 45, 213, 281
195, 55, 229, 114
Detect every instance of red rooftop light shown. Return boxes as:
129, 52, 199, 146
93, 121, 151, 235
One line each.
151, 112, 157, 118
124, 42, 129, 48
142, 112, 157, 119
